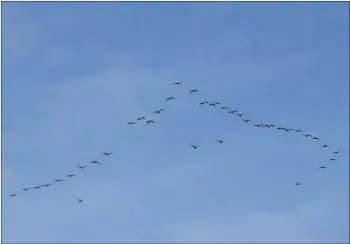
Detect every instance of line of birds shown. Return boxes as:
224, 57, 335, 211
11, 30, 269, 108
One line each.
9, 80, 341, 200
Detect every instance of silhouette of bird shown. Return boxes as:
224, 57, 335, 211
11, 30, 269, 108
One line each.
78, 165, 87, 170
329, 158, 336, 162
242, 119, 251, 123
284, 128, 293, 132
221, 106, 229, 110
54, 179, 64, 182
293, 129, 303, 133
311, 137, 320, 140
189, 89, 199, 94
236, 113, 244, 117
165, 96, 175, 102
254, 124, 263, 127
228, 110, 235, 114
191, 145, 199, 150
127, 121, 136, 126
10, 194, 16, 197
76, 199, 83, 203
153, 109, 164, 114
277, 127, 284, 131
173, 80, 183, 85
42, 184, 52, 187
90, 160, 100, 165
22, 188, 31, 191
145, 120, 155, 125
322, 144, 330, 148
137, 116, 146, 121
216, 140, 225, 144
199, 101, 209, 106
66, 174, 76, 178
34, 186, 42, 189
208, 103, 216, 107
295, 183, 303, 186
103, 152, 113, 156
268, 124, 275, 128
303, 134, 312, 137
333, 151, 341, 154
320, 166, 327, 169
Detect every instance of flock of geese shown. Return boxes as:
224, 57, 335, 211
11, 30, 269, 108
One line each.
9, 80, 341, 201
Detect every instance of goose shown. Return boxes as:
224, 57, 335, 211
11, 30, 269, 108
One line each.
189, 89, 199, 95
145, 120, 155, 126
173, 80, 183, 85
137, 116, 146, 121
78, 165, 87, 170
165, 96, 175, 102
191, 145, 199, 150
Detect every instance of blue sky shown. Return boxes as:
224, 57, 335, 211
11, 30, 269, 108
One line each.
2, 2, 349, 242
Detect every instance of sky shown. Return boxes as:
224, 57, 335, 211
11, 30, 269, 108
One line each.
1, 2, 349, 243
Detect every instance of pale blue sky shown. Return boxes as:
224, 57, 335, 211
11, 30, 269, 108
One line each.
2, 2, 349, 242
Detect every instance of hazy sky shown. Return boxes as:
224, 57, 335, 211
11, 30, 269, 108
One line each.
2, 2, 349, 242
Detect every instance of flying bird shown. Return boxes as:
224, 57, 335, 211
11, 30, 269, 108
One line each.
303, 134, 312, 137
311, 137, 320, 140
76, 199, 83, 203
22, 188, 31, 191
322, 144, 330, 148
173, 80, 183, 85
54, 179, 64, 182
10, 194, 16, 197
189, 89, 199, 94
293, 129, 303, 133
319, 166, 327, 169
90, 160, 100, 165
137, 116, 146, 121
295, 183, 303, 186
66, 174, 76, 178
267, 124, 275, 128
165, 96, 175, 102
199, 101, 209, 106
221, 106, 229, 110
191, 145, 199, 150
242, 119, 251, 123
42, 184, 52, 187
333, 151, 341, 154
127, 121, 136, 126
329, 158, 336, 162
254, 124, 263, 127
103, 152, 113, 156
153, 109, 164, 114
34, 186, 42, 189
78, 165, 87, 170
216, 140, 225, 144
145, 120, 155, 126
236, 113, 244, 117
208, 103, 216, 107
